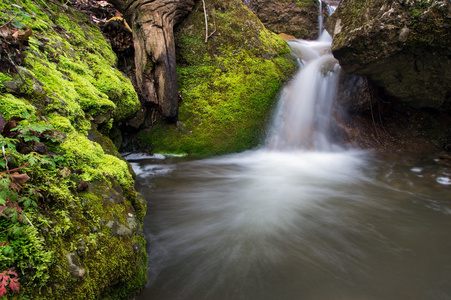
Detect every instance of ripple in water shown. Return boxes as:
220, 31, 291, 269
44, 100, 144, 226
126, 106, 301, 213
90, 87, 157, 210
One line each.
131, 151, 451, 300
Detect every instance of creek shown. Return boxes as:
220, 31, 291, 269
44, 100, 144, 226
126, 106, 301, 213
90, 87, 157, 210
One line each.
130, 32, 451, 300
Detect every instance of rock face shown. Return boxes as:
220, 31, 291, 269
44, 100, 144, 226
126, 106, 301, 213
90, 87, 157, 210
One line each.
108, 0, 196, 121
246, 0, 327, 40
325, 0, 451, 109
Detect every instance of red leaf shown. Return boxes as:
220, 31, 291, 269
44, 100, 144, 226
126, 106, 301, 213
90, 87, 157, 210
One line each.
0, 285, 7, 297
9, 278, 19, 292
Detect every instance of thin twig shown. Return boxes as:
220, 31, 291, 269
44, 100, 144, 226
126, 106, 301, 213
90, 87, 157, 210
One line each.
181, 81, 203, 96
0, 160, 29, 174
22, 211, 34, 228
0, 15, 18, 30
202, 0, 209, 43
206, 8, 216, 40
3, 49, 25, 83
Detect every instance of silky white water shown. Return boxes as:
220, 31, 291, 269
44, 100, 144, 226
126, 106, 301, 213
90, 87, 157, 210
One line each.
131, 31, 451, 300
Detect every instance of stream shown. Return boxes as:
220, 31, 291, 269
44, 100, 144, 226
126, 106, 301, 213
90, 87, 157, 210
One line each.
130, 31, 451, 300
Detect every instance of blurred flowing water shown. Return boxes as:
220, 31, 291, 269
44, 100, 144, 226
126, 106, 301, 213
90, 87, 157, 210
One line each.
131, 33, 451, 300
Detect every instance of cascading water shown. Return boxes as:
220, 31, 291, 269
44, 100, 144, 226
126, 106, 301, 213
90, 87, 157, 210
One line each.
266, 33, 340, 151
130, 11, 451, 300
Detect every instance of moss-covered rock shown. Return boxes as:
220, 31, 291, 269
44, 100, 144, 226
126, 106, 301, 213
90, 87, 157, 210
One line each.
141, 0, 297, 156
325, 0, 451, 109
0, 0, 146, 299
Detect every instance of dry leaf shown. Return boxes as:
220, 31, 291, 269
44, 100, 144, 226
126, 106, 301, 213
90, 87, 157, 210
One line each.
10, 172, 30, 185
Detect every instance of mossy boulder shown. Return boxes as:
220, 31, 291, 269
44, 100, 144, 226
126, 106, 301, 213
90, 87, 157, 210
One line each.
325, 0, 451, 109
0, 1, 146, 299
142, 0, 297, 156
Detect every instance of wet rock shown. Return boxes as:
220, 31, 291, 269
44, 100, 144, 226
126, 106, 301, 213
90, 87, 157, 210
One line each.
335, 73, 377, 113
66, 253, 86, 278
3, 79, 24, 93
325, 0, 451, 109
246, 0, 328, 40
125, 107, 146, 129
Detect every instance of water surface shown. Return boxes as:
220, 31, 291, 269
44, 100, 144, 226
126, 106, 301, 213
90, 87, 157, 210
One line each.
131, 151, 451, 300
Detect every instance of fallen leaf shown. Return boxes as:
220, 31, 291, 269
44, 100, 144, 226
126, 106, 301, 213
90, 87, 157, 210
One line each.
10, 172, 30, 185
0, 27, 10, 38
0, 205, 7, 214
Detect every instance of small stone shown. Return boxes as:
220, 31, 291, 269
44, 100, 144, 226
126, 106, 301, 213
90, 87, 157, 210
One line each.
77, 181, 89, 192
66, 253, 86, 278
3, 80, 24, 93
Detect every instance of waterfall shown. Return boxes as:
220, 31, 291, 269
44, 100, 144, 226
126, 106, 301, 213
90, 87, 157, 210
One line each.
266, 32, 341, 151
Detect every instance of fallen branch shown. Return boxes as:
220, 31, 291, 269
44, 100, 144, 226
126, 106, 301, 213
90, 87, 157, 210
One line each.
0, 15, 18, 30
0, 160, 29, 174
202, 0, 216, 43
3, 49, 25, 83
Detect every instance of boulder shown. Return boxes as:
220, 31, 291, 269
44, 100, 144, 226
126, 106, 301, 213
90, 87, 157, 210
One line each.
246, 0, 328, 40
325, 0, 451, 109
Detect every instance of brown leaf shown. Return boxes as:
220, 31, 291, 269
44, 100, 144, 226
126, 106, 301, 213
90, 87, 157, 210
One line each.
0, 205, 7, 214
2, 116, 23, 138
19, 27, 32, 41
0, 27, 10, 38
10, 172, 30, 185
12, 30, 19, 40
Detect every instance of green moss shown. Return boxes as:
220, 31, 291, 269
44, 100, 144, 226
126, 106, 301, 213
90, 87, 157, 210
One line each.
60, 133, 134, 189
0, 93, 36, 119
0, 1, 146, 299
143, 0, 297, 156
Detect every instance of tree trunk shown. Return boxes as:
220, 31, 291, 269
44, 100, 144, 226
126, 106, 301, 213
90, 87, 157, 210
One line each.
108, 0, 195, 122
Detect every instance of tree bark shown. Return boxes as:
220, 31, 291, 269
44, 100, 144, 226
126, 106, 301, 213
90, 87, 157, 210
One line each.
108, 0, 195, 121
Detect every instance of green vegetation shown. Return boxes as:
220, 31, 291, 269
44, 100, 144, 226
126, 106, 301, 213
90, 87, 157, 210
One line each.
142, 0, 297, 156
0, 1, 146, 299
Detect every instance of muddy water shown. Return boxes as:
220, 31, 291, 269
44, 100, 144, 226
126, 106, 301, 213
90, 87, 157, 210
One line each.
131, 151, 451, 300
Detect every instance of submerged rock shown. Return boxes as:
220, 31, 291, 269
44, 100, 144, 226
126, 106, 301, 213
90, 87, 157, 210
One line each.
325, 0, 451, 109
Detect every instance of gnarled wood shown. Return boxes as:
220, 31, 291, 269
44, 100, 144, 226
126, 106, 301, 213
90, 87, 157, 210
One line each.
108, 0, 195, 121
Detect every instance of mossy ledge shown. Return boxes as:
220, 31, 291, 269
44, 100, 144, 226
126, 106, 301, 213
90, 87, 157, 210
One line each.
140, 0, 298, 157
0, 0, 146, 299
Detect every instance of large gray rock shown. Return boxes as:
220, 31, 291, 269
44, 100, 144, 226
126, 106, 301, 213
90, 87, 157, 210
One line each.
246, 0, 328, 40
325, 0, 451, 109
